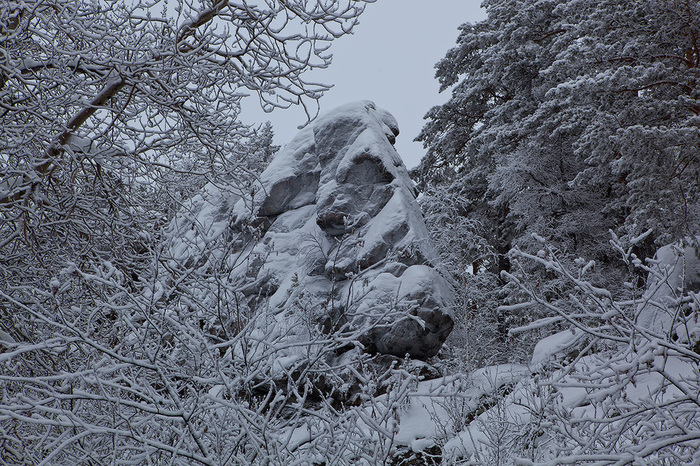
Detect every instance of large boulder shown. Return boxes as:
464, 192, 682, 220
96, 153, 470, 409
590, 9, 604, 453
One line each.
637, 239, 700, 346
168, 101, 454, 359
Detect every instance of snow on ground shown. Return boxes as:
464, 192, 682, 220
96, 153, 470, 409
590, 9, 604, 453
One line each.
271, 363, 531, 463
440, 347, 700, 464
530, 328, 584, 367
394, 364, 530, 451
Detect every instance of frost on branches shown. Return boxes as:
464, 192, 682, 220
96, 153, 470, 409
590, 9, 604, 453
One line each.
437, 235, 700, 465
0, 99, 456, 463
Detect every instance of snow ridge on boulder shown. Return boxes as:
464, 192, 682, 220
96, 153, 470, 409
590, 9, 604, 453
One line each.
206, 101, 454, 359
637, 238, 700, 343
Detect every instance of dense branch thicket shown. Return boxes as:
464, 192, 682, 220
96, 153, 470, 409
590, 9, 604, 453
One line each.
1, 0, 371, 274
430, 235, 700, 464
0, 1, 408, 463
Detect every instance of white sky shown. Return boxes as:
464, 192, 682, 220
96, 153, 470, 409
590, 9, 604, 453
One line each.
241, 0, 486, 169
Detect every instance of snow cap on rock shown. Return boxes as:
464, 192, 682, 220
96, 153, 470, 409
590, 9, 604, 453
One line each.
231, 101, 453, 359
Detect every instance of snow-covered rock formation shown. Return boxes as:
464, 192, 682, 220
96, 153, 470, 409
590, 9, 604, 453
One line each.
167, 101, 454, 359
637, 238, 700, 343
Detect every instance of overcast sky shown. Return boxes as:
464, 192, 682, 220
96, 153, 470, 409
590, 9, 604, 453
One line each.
241, 0, 486, 169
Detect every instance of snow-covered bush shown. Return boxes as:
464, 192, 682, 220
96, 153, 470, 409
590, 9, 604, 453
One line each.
439, 233, 700, 465
0, 246, 419, 464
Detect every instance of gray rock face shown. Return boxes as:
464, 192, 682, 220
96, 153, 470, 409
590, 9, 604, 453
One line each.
169, 101, 454, 359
